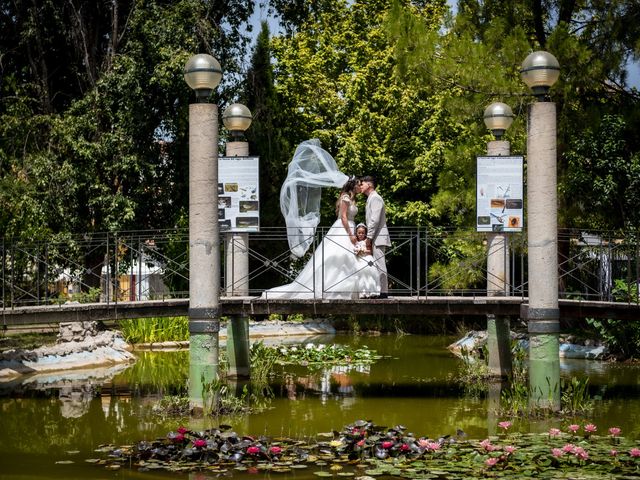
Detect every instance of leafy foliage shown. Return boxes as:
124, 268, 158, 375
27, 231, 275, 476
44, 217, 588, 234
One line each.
270, 342, 379, 367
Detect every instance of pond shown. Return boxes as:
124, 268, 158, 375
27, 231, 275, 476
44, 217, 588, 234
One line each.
1, 333, 639, 479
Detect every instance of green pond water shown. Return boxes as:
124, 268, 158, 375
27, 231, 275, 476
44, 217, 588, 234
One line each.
1, 333, 639, 479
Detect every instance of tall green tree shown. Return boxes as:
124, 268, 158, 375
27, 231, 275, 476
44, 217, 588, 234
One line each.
269, 0, 450, 226
242, 21, 292, 228
1, 0, 256, 289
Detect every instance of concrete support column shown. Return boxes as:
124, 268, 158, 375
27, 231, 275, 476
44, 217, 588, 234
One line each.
225, 140, 251, 378
486, 140, 512, 378
188, 103, 221, 410
526, 101, 560, 411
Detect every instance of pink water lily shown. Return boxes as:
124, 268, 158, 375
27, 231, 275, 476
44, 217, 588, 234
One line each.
568, 424, 580, 433
573, 446, 589, 460
426, 442, 441, 451
608, 427, 621, 437
417, 439, 430, 449
552, 448, 564, 458
630, 448, 640, 458
548, 428, 561, 437
562, 443, 576, 453
485, 457, 499, 467
584, 424, 597, 433
504, 445, 516, 455
498, 421, 512, 431
610, 449, 618, 457
479, 439, 496, 452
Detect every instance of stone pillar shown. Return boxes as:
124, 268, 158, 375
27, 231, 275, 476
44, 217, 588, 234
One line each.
188, 103, 220, 410
486, 140, 512, 378
224, 141, 251, 378
526, 101, 560, 411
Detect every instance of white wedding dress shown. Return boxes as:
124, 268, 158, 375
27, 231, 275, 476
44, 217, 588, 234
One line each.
263, 195, 378, 299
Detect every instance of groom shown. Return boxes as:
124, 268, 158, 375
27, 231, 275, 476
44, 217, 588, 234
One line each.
358, 176, 391, 298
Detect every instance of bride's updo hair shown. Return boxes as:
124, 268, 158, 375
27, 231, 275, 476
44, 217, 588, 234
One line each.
336, 176, 357, 215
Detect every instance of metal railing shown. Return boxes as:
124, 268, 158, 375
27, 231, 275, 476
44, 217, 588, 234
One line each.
1, 227, 639, 310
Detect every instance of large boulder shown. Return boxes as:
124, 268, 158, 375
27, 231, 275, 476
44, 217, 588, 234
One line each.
0, 321, 135, 380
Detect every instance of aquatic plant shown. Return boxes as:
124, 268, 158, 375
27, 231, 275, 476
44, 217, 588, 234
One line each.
269, 343, 380, 367
118, 316, 189, 343
87, 420, 640, 478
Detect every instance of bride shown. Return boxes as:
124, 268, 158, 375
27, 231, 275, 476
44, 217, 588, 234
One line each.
262, 140, 366, 299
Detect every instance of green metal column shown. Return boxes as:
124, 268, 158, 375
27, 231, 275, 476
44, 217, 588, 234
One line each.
189, 326, 220, 411
227, 314, 250, 377
528, 331, 559, 407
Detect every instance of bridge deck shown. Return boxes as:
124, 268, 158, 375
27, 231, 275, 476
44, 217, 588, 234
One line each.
2, 296, 638, 327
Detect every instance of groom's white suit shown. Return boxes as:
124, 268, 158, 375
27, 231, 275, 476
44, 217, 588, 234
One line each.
365, 189, 391, 296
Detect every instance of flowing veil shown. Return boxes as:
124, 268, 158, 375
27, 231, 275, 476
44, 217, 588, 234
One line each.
280, 139, 348, 257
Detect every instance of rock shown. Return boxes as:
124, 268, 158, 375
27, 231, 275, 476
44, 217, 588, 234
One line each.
448, 330, 609, 360
0, 322, 135, 380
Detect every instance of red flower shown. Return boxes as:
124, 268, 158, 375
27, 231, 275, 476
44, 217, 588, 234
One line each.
193, 439, 207, 448
400, 443, 410, 452
247, 446, 261, 455
381, 441, 394, 449
174, 434, 185, 443
177, 426, 188, 435
269, 446, 282, 455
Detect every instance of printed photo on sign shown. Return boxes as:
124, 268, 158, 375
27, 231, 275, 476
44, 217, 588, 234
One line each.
236, 217, 259, 228
239, 201, 259, 213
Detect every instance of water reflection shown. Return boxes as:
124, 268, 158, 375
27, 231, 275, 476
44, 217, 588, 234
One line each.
1, 334, 640, 480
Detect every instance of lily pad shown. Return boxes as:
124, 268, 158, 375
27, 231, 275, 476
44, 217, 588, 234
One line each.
314, 471, 333, 477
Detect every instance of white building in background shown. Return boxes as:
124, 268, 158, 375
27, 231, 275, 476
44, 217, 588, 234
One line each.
101, 257, 168, 302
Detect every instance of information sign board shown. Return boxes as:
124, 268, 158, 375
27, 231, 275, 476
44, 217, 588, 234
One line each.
218, 156, 260, 232
476, 156, 524, 232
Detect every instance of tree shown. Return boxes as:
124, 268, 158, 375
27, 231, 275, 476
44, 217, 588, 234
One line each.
269, 0, 450, 226
562, 114, 640, 230
1, 0, 256, 290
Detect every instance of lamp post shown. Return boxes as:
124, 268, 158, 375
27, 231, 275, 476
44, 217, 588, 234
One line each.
521, 50, 561, 411
184, 53, 223, 410
221, 103, 252, 379
483, 102, 514, 378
